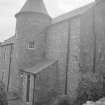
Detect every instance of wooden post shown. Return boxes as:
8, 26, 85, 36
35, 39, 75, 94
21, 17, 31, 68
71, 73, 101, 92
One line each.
26, 73, 30, 102
19, 70, 24, 100
32, 74, 36, 105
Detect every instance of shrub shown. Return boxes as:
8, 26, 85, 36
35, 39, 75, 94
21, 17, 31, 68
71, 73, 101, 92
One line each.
0, 80, 8, 105
51, 95, 72, 105
35, 89, 59, 105
75, 72, 104, 105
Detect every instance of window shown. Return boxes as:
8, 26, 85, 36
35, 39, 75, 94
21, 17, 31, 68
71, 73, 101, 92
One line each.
27, 41, 35, 49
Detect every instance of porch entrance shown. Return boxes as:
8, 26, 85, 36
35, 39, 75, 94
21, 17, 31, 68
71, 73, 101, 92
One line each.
19, 60, 57, 105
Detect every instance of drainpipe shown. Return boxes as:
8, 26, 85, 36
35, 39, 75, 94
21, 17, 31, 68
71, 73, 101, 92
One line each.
32, 74, 36, 105
65, 20, 71, 95
92, 3, 96, 73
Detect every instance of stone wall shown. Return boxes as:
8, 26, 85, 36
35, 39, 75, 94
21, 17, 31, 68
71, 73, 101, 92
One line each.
46, 16, 81, 99
94, 1, 105, 73
34, 62, 59, 104
15, 13, 51, 70
46, 20, 69, 94
80, 0, 105, 73
80, 7, 94, 73
67, 17, 81, 99
2, 0, 105, 102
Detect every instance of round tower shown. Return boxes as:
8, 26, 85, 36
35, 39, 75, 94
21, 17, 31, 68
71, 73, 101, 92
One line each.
15, 0, 51, 70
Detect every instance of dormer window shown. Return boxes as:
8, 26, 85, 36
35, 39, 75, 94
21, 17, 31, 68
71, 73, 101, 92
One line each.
27, 41, 35, 49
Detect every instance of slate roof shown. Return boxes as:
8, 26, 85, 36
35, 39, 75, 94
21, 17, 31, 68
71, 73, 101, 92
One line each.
21, 59, 57, 74
52, 2, 95, 24
17, 0, 49, 16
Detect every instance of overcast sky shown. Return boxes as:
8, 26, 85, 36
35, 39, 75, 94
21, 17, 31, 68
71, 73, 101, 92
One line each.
0, 0, 95, 42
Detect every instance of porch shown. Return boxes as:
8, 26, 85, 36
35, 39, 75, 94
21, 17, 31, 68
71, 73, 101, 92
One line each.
18, 59, 58, 105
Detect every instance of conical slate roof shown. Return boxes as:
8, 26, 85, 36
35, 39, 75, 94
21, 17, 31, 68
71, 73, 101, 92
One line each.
20, 0, 49, 16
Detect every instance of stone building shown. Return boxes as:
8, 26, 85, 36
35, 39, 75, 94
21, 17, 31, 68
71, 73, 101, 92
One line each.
0, 37, 14, 91
0, 0, 105, 104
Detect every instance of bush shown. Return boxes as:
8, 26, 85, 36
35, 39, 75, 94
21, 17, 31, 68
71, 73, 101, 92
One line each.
0, 80, 8, 105
75, 72, 104, 105
51, 95, 72, 105
35, 89, 59, 105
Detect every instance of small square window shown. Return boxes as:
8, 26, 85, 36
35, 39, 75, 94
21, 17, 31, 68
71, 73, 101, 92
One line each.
27, 41, 35, 49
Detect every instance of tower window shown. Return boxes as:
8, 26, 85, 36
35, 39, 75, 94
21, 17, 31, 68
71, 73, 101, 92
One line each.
28, 41, 35, 49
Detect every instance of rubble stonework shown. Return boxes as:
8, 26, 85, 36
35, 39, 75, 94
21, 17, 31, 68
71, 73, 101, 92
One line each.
1, 0, 105, 104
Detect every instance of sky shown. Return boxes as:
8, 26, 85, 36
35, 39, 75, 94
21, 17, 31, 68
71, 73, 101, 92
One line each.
0, 0, 95, 42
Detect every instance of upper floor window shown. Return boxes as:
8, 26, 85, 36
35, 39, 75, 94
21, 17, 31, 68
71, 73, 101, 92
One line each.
27, 40, 35, 49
